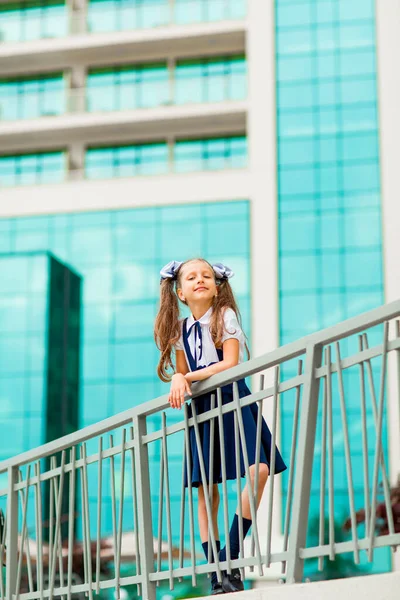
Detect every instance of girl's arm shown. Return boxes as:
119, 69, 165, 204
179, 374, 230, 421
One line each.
175, 349, 189, 376
169, 350, 191, 409
184, 338, 240, 383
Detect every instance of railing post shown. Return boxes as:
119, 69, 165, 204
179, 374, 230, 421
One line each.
132, 414, 156, 600
6, 466, 19, 600
286, 343, 323, 583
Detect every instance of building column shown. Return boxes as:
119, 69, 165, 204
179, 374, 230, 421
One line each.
375, 0, 400, 571
247, 0, 283, 570
68, 0, 88, 35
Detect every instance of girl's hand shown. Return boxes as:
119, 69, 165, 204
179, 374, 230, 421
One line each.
169, 373, 192, 409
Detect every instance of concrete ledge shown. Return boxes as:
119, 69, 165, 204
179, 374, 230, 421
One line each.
194, 571, 400, 600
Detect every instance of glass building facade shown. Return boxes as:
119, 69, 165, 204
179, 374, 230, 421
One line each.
0, 252, 81, 462
275, 0, 387, 574
0, 0, 246, 43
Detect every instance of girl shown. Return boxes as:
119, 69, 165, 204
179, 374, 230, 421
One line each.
154, 258, 286, 595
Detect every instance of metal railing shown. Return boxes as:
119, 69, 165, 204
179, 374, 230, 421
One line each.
0, 300, 399, 598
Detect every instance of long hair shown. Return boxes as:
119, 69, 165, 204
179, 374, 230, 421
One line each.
154, 258, 249, 382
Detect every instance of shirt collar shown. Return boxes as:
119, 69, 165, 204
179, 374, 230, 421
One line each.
186, 305, 213, 329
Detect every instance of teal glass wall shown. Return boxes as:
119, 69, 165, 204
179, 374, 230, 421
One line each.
87, 55, 247, 112
0, 201, 251, 549
0, 152, 66, 187
275, 0, 387, 574
0, 0, 67, 42
86, 136, 248, 179
87, 0, 246, 33
0, 74, 65, 121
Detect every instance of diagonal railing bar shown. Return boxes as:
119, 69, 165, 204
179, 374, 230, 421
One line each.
191, 399, 222, 583
128, 426, 141, 597
318, 367, 327, 572
368, 322, 389, 561
16, 465, 31, 598
217, 386, 231, 576
335, 341, 360, 565
358, 335, 371, 539
95, 438, 103, 596
67, 446, 76, 600
161, 412, 174, 591
233, 382, 263, 576
34, 461, 44, 600
265, 366, 279, 568
50, 455, 66, 600
362, 332, 395, 539
282, 359, 302, 574
250, 373, 264, 573
183, 403, 197, 587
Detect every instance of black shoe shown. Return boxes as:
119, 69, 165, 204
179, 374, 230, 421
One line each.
211, 581, 225, 595
221, 568, 244, 593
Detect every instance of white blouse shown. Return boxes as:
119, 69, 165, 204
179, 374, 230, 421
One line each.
175, 306, 246, 371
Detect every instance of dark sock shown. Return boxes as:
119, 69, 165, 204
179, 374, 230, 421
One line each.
219, 514, 252, 563
202, 540, 221, 586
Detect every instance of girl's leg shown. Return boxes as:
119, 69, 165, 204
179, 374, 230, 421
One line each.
241, 462, 269, 518
220, 463, 269, 564
198, 485, 221, 589
198, 484, 220, 543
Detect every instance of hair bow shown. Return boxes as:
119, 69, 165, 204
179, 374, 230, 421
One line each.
212, 262, 234, 281
160, 260, 183, 282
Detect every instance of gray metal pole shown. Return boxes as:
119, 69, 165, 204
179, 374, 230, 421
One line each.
132, 415, 156, 600
6, 466, 19, 600
285, 343, 323, 583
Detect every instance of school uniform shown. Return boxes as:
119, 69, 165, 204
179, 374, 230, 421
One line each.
175, 306, 287, 488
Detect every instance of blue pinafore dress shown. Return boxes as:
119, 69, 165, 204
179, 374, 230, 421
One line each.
182, 318, 287, 488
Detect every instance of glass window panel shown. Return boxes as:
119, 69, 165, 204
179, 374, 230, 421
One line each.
342, 133, 378, 161
277, 56, 313, 82
276, 2, 312, 27
343, 162, 380, 191
318, 81, 337, 106
338, 0, 374, 21
115, 302, 156, 339
280, 213, 317, 252
113, 340, 156, 378
320, 253, 342, 288
278, 110, 315, 136
344, 250, 383, 287
317, 52, 337, 79
340, 78, 376, 104
320, 212, 341, 249
206, 219, 248, 255
278, 83, 314, 110
315, 0, 335, 24
114, 223, 157, 260
339, 49, 376, 77
83, 343, 109, 381
277, 28, 313, 55
281, 294, 319, 333
280, 255, 318, 291
279, 166, 315, 195
344, 208, 381, 248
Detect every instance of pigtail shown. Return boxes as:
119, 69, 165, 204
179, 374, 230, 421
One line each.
210, 279, 250, 358
154, 278, 181, 382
